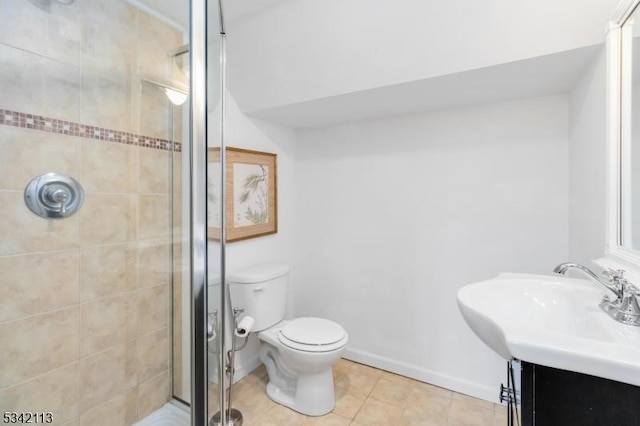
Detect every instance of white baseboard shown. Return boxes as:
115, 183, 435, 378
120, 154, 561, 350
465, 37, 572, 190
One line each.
211, 345, 499, 403
343, 348, 500, 403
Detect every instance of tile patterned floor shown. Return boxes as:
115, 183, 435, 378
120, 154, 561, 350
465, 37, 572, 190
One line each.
208, 358, 510, 426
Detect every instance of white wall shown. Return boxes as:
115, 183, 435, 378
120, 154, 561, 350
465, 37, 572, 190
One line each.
568, 47, 608, 266
203, 0, 611, 400
206, 92, 297, 381
631, 83, 640, 248
217, 94, 296, 274
227, 0, 618, 113
292, 95, 570, 401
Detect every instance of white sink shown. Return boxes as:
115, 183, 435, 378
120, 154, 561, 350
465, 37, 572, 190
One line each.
457, 273, 640, 386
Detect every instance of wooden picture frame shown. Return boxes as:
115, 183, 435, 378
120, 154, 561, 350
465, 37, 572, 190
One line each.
207, 147, 277, 242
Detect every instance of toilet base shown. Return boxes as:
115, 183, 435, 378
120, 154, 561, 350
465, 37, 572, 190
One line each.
257, 320, 348, 416
264, 368, 336, 416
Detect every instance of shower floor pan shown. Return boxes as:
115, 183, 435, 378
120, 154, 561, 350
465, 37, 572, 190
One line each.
134, 402, 189, 426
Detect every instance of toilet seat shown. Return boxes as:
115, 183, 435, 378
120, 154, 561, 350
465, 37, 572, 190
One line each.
277, 317, 347, 353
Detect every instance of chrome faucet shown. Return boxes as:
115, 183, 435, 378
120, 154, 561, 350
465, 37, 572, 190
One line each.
554, 263, 640, 326
553, 262, 623, 298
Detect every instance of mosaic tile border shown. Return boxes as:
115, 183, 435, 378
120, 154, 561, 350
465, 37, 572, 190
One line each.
0, 109, 182, 152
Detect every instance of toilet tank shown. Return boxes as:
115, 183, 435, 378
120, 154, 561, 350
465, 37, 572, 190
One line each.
228, 264, 290, 331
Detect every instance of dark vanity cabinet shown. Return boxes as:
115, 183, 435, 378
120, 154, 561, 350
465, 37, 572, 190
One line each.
519, 361, 640, 426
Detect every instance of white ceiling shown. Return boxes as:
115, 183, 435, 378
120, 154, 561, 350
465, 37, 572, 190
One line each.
131, 0, 289, 30
129, 0, 613, 129
247, 46, 601, 129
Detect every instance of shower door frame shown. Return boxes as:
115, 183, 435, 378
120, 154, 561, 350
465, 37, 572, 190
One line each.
189, 0, 209, 424
189, 0, 230, 423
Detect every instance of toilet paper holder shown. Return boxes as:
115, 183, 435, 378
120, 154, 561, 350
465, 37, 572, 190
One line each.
207, 307, 251, 355
231, 307, 251, 351
235, 311, 255, 338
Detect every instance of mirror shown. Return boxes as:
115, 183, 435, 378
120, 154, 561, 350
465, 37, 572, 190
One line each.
610, 0, 640, 259
621, 3, 640, 250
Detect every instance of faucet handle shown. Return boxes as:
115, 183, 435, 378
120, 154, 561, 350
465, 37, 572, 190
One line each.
598, 269, 626, 301
609, 268, 625, 278
604, 268, 627, 285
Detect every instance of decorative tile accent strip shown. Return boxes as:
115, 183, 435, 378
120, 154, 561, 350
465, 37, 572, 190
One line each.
0, 109, 182, 152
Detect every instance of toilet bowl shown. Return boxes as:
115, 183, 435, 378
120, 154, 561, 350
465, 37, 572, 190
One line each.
229, 264, 349, 416
258, 318, 348, 416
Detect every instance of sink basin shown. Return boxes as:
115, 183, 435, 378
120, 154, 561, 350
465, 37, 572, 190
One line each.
457, 273, 640, 386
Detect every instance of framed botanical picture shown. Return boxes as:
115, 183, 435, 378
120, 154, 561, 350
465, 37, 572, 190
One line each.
207, 147, 278, 242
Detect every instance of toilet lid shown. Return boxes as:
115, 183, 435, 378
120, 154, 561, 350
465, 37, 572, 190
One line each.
279, 317, 346, 346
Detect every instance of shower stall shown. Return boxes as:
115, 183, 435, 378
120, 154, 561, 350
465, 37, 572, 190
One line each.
0, 0, 225, 424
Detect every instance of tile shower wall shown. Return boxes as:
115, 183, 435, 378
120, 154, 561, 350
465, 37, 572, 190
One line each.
0, 0, 185, 424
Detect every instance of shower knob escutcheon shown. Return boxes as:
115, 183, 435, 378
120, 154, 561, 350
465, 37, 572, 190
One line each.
24, 173, 84, 219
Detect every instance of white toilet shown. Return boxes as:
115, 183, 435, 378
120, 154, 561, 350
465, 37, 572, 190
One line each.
229, 264, 349, 416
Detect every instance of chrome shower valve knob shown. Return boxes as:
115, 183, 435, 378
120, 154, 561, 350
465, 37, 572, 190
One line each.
24, 173, 84, 219
44, 186, 70, 213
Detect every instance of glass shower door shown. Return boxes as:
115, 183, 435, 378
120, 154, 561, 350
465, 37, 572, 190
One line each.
0, 0, 207, 424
